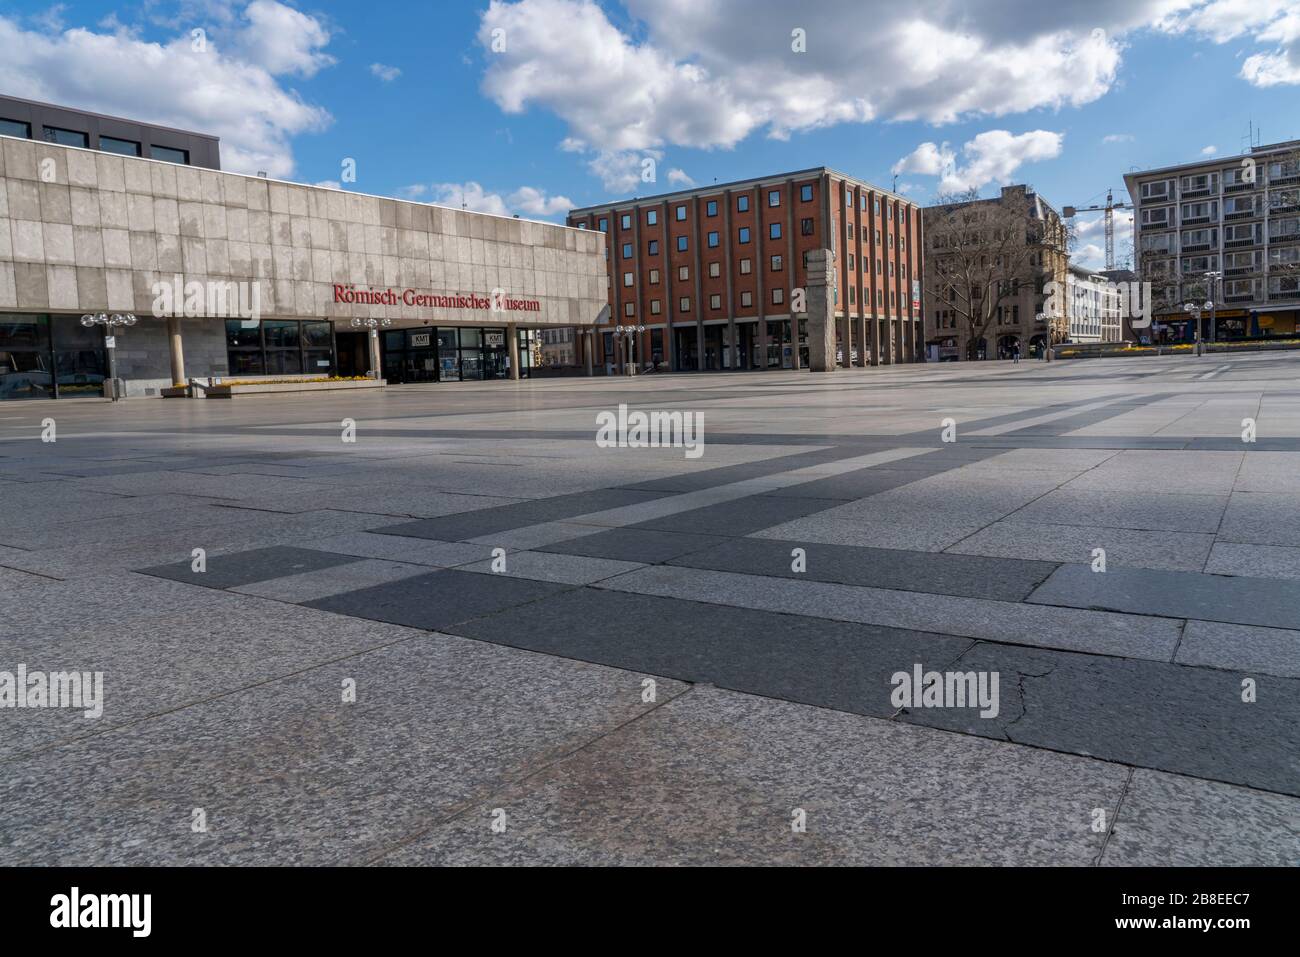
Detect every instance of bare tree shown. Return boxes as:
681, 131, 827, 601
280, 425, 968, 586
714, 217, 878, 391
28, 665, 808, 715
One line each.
926, 187, 1067, 360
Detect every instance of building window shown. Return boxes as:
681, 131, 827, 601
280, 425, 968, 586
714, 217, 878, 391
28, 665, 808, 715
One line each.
739, 258, 752, 275
625, 302, 635, 316
709, 261, 721, 278
678, 265, 689, 281
737, 195, 750, 212
707, 200, 718, 217
650, 299, 662, 315
150, 145, 190, 165
800, 184, 813, 202
677, 236, 688, 252
801, 218, 814, 236
846, 191, 853, 207
708, 231, 720, 248
648, 240, 659, 255
876, 258, 882, 274
769, 189, 781, 207
875, 229, 881, 244
741, 290, 753, 307
43, 126, 89, 149
874, 198, 881, 216
622, 243, 633, 259
649, 268, 660, 284
226, 319, 332, 377
738, 227, 751, 244
621, 214, 632, 230
769, 222, 781, 240
598, 218, 608, 232
772, 288, 785, 305
679, 297, 691, 312
623, 272, 634, 286
710, 294, 722, 309
675, 205, 687, 221
847, 254, 855, 271
860, 194, 868, 210
849, 287, 855, 305
647, 210, 658, 226
771, 255, 783, 271
99, 136, 141, 158
0, 118, 31, 139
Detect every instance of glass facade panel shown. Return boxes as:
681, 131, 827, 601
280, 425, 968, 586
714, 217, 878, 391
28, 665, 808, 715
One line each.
99, 136, 141, 157
43, 126, 88, 148
150, 145, 190, 165
0, 118, 31, 139
0, 314, 52, 399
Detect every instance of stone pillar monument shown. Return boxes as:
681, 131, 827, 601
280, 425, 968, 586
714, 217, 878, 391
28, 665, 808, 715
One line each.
805, 248, 837, 372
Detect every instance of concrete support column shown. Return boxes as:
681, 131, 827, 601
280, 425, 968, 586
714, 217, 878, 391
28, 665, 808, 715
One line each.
806, 249, 837, 372
508, 322, 520, 380
792, 317, 802, 370
856, 315, 868, 367
368, 329, 382, 379
584, 330, 594, 376
166, 315, 186, 385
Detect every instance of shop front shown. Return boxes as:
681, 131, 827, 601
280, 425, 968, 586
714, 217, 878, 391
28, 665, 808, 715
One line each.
0, 313, 109, 400
379, 326, 539, 384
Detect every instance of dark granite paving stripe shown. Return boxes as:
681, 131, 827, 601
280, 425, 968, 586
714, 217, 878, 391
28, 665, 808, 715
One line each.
669, 538, 1059, 602
761, 450, 1007, 501
628, 495, 852, 536
899, 641, 1300, 797
1028, 563, 1300, 631
136, 545, 362, 590
374, 487, 674, 542
618, 445, 871, 493
446, 586, 974, 719
304, 568, 570, 631
891, 392, 1137, 439
538, 528, 733, 564
998, 395, 1171, 437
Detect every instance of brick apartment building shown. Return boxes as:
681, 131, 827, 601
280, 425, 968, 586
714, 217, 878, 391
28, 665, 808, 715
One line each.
567, 168, 923, 373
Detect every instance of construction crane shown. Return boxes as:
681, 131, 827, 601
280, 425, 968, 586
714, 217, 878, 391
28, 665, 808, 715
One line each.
1062, 189, 1133, 270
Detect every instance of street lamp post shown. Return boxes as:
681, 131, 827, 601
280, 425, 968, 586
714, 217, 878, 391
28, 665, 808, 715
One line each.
351, 317, 391, 379
80, 312, 137, 401
1034, 312, 1053, 361
615, 324, 646, 375
1204, 270, 1222, 347
1183, 301, 1210, 357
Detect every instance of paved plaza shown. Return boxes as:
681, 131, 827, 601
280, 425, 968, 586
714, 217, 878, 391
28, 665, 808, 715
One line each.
1, 352, 1298, 866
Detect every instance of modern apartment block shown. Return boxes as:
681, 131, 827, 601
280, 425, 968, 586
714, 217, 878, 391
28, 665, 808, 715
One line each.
0, 94, 221, 170
1066, 264, 1124, 343
567, 168, 923, 372
922, 185, 1069, 360
1124, 140, 1300, 341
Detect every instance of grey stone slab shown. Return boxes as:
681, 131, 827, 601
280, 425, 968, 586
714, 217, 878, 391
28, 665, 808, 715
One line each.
597, 565, 1183, 661
947, 521, 1216, 573
0, 635, 686, 865
233, 559, 431, 603
311, 530, 494, 567
1205, 541, 1300, 581
1218, 492, 1300, 547
459, 550, 644, 585
631, 494, 850, 536
617, 446, 852, 492
304, 568, 570, 631
137, 545, 362, 590
375, 487, 670, 541
899, 641, 1300, 796
380, 684, 1128, 866
1060, 449, 1243, 495
671, 537, 1057, 601
1028, 562, 1300, 630
450, 586, 973, 717
1175, 620, 1300, 678
1006, 488, 1229, 533
1101, 770, 1300, 866
538, 527, 731, 563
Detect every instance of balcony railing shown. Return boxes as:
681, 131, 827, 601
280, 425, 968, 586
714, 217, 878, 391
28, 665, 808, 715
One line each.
1181, 186, 1214, 198
1225, 236, 1262, 248
1181, 215, 1214, 226
1225, 208, 1260, 220
1181, 242, 1213, 252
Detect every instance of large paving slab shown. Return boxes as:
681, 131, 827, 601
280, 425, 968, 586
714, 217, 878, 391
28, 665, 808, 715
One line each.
378, 685, 1130, 866
1028, 562, 1300, 631
1174, 620, 1300, 678
449, 586, 974, 716
946, 521, 1216, 572
0, 635, 689, 865
670, 536, 1058, 601
137, 544, 364, 590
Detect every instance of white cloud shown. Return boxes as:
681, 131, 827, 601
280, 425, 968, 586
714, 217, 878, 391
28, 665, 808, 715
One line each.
425, 181, 572, 220
370, 62, 401, 82
1103, 133, 1135, 143
585, 149, 663, 192
0, 2, 334, 177
1201, 145, 1219, 155
1073, 242, 1107, 270
1158, 0, 1300, 87
477, 0, 1133, 155
666, 168, 695, 187
313, 179, 342, 189
893, 130, 1064, 195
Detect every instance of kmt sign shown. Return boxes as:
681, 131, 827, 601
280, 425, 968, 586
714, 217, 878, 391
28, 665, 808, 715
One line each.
333, 285, 541, 313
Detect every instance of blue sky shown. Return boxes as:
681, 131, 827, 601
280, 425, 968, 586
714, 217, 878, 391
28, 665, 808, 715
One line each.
2, 0, 1299, 268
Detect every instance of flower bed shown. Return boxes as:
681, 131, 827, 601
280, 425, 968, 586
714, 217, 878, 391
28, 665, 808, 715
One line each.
203, 376, 386, 398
